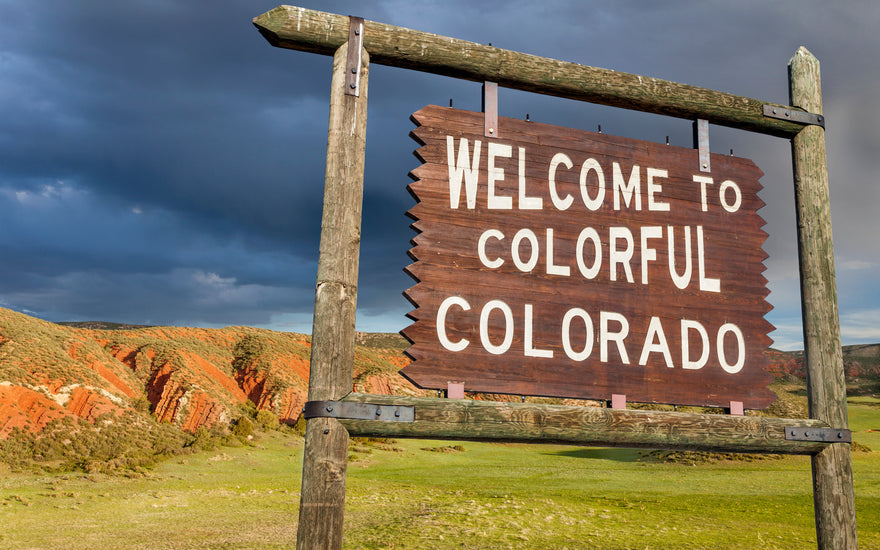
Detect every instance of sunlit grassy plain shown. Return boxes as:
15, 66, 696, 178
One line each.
1, 397, 878, 550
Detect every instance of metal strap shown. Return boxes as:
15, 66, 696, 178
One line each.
303, 400, 415, 422
784, 427, 851, 443
483, 81, 498, 138
693, 119, 710, 172
763, 104, 825, 129
345, 16, 365, 97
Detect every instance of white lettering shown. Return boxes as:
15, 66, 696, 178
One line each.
576, 227, 602, 279
640, 226, 662, 285
697, 226, 721, 292
480, 299, 514, 355
613, 162, 641, 210
562, 308, 593, 361
446, 136, 481, 209
545, 228, 570, 276
524, 304, 553, 358
487, 142, 513, 209
437, 296, 470, 352
609, 227, 634, 283
681, 320, 710, 369
646, 167, 670, 211
668, 226, 693, 290
717, 323, 745, 373
639, 316, 674, 368
517, 146, 542, 209
548, 153, 574, 210
600, 311, 630, 363
477, 229, 504, 269
693, 174, 713, 212
511, 229, 539, 272
719, 179, 742, 213
579, 158, 606, 211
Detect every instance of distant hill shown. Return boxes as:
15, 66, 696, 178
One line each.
2, 307, 878, 443
0, 308, 424, 441
55, 320, 154, 330
765, 344, 880, 384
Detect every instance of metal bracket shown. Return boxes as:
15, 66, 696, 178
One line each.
693, 119, 710, 173
303, 400, 414, 422
345, 16, 365, 97
785, 427, 851, 443
482, 81, 498, 138
763, 104, 825, 129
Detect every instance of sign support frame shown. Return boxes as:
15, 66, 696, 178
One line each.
254, 7, 856, 549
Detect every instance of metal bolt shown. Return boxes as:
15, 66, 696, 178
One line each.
354, 28, 360, 35
702, 163, 708, 169
350, 83, 357, 89
791, 430, 797, 436
838, 432, 844, 439
351, 67, 357, 74
375, 409, 382, 416
489, 128, 495, 134
323, 428, 330, 434
804, 431, 810, 437
326, 406, 334, 413
785, 111, 790, 117
772, 109, 778, 115
394, 410, 401, 417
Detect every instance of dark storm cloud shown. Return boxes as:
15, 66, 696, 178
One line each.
0, 1, 878, 346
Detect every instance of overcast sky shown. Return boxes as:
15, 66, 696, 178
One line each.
1, 1, 878, 350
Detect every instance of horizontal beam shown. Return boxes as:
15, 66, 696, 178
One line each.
254, 5, 805, 138
340, 393, 834, 455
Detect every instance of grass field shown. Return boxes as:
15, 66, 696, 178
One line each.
1, 398, 878, 550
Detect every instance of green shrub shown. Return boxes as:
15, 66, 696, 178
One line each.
255, 409, 278, 431
231, 416, 254, 439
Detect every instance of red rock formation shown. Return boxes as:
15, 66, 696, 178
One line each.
0, 385, 70, 437
65, 387, 122, 421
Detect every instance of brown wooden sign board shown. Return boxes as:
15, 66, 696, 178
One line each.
402, 105, 775, 409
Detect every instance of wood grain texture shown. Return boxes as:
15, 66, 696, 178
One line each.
297, 41, 369, 550
253, 5, 805, 137
402, 106, 775, 409
789, 47, 857, 550
339, 393, 834, 454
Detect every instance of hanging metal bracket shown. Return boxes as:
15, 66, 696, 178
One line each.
345, 16, 365, 97
693, 119, 710, 172
784, 427, 851, 443
763, 104, 825, 129
483, 81, 499, 138
303, 400, 415, 422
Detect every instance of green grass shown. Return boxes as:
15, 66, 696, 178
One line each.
1, 405, 879, 549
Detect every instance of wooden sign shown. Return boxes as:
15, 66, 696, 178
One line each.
402, 105, 775, 409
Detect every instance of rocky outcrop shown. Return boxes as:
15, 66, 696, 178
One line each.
0, 308, 422, 437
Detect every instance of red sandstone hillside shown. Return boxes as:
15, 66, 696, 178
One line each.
0, 308, 424, 438
2, 307, 878, 439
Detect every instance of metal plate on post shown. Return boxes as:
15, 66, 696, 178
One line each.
345, 16, 365, 96
303, 400, 415, 422
763, 104, 824, 128
785, 427, 851, 443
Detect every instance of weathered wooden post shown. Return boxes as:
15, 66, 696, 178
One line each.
296, 22, 369, 550
789, 47, 857, 549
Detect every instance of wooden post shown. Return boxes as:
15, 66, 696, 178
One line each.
296, 38, 369, 550
789, 47, 857, 549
